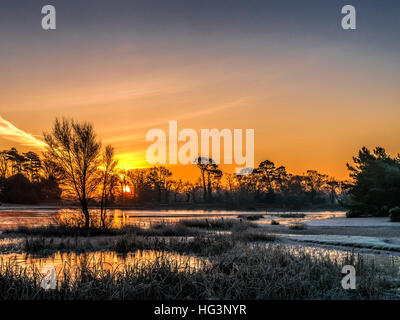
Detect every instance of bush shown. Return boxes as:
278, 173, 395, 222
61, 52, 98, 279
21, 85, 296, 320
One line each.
389, 207, 400, 222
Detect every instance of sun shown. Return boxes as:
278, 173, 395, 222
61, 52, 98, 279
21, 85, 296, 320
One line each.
123, 186, 131, 193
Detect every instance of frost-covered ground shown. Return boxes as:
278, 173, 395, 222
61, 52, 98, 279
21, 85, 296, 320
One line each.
268, 216, 400, 253
305, 217, 400, 228
279, 234, 400, 252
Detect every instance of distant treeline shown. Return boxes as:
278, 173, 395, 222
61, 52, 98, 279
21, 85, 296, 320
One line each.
0, 148, 61, 203
3, 118, 398, 220
0, 148, 345, 210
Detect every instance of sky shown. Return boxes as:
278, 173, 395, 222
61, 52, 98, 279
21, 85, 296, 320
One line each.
0, 0, 400, 180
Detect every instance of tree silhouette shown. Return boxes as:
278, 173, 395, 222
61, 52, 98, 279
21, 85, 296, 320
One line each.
194, 157, 222, 202
344, 146, 400, 217
100, 145, 119, 228
23, 151, 42, 182
148, 166, 172, 203
43, 118, 102, 228
0, 151, 8, 181
257, 160, 276, 193
305, 170, 328, 203
0, 131, 345, 211
7, 148, 26, 175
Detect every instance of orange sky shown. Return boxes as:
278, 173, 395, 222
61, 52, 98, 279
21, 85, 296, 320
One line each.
1, 2, 400, 181
1, 45, 400, 181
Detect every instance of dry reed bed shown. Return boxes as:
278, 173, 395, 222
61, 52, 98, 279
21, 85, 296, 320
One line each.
1, 218, 399, 299
0, 244, 398, 300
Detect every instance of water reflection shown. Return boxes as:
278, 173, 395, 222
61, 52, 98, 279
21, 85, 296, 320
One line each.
0, 250, 207, 284
0, 208, 346, 230
258, 211, 345, 226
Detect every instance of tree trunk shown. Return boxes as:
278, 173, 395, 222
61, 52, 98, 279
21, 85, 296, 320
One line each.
207, 173, 212, 202
201, 170, 207, 202
82, 201, 90, 229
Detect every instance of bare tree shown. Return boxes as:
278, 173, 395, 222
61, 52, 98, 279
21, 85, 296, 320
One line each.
171, 179, 183, 202
148, 166, 172, 203
100, 145, 118, 228
43, 118, 101, 228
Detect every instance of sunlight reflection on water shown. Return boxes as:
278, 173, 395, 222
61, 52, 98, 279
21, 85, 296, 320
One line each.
0, 208, 346, 230
0, 250, 207, 281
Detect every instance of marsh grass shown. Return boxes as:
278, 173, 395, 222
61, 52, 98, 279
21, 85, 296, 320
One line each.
0, 244, 398, 300
23, 237, 91, 253
237, 214, 264, 221
288, 223, 306, 230
114, 234, 236, 256
178, 218, 256, 230
232, 230, 276, 242
5, 218, 254, 238
4, 222, 198, 238
20, 229, 276, 255
3, 214, 399, 300
6, 225, 120, 237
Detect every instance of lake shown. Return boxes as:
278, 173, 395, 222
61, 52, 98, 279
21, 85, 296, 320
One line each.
0, 207, 346, 229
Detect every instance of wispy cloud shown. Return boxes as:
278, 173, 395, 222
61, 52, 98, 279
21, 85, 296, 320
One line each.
105, 97, 251, 138
0, 115, 47, 148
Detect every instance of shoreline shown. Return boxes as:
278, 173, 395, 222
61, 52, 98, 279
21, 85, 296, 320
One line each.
0, 203, 344, 213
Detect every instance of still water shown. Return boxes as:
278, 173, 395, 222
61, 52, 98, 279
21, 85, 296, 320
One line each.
0, 207, 346, 229
0, 250, 207, 281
